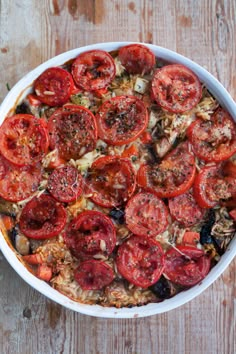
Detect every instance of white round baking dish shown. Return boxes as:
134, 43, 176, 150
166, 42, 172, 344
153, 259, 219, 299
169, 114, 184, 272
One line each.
0, 42, 235, 318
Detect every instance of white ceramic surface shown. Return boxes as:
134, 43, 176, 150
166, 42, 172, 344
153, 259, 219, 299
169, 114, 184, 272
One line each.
0, 42, 235, 318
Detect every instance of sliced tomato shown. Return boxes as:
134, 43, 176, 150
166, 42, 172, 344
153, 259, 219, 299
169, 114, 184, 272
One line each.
164, 246, 211, 287
187, 108, 236, 162
137, 142, 196, 198
27, 94, 42, 107
125, 192, 169, 237
34, 67, 74, 106
168, 190, 205, 227
229, 209, 236, 220
19, 194, 67, 239
86, 155, 136, 208
223, 160, 236, 177
0, 155, 42, 202
116, 235, 165, 288
48, 165, 83, 203
96, 95, 148, 146
71, 50, 116, 91
48, 105, 97, 160
37, 265, 53, 281
193, 165, 236, 208
121, 144, 139, 159
74, 260, 114, 290
0, 114, 49, 166
118, 44, 155, 74
151, 64, 202, 113
63, 210, 116, 259
181, 232, 200, 247
140, 131, 152, 144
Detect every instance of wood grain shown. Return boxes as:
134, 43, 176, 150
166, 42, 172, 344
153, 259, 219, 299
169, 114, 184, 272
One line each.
0, 1, 235, 353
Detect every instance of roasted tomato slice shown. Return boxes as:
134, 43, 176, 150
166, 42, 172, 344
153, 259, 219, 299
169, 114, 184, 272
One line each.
63, 210, 116, 259
0, 114, 49, 166
151, 64, 202, 113
19, 194, 67, 239
48, 165, 83, 203
86, 155, 136, 208
193, 164, 236, 208
187, 108, 236, 162
137, 142, 196, 198
71, 50, 116, 91
164, 246, 211, 287
34, 67, 74, 106
168, 190, 205, 227
118, 43, 155, 74
125, 192, 169, 237
0, 155, 42, 202
116, 235, 165, 288
96, 95, 148, 146
48, 105, 97, 160
74, 260, 114, 290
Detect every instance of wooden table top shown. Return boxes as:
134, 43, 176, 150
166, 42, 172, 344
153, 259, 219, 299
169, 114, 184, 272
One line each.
0, 1, 235, 353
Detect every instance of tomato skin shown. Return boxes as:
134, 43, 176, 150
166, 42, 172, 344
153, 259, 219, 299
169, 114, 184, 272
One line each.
193, 164, 236, 209
229, 209, 236, 220
74, 260, 114, 290
0, 155, 42, 202
63, 210, 116, 259
164, 246, 211, 287
72, 50, 116, 91
0, 114, 49, 166
181, 232, 200, 247
125, 192, 169, 237
151, 64, 202, 113
187, 108, 236, 162
116, 235, 165, 288
19, 194, 67, 239
137, 142, 196, 198
48, 105, 97, 161
96, 95, 148, 146
48, 165, 83, 203
118, 44, 155, 74
86, 155, 136, 208
34, 67, 74, 106
168, 191, 205, 227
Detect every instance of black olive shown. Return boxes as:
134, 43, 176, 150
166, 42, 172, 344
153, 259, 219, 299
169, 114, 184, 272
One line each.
109, 208, 125, 224
15, 102, 30, 114
200, 209, 215, 244
146, 143, 161, 164
8, 226, 18, 244
149, 276, 176, 299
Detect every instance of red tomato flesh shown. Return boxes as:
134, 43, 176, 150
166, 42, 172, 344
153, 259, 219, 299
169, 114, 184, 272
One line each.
86, 155, 136, 208
0, 114, 49, 166
19, 194, 67, 239
48, 165, 83, 203
96, 95, 148, 146
125, 192, 169, 237
116, 235, 165, 288
48, 105, 97, 161
137, 142, 196, 198
168, 190, 205, 227
0, 155, 42, 202
187, 108, 236, 162
118, 44, 155, 75
34, 67, 74, 106
164, 246, 211, 287
193, 165, 236, 208
63, 210, 116, 259
74, 260, 114, 290
72, 50, 116, 91
151, 64, 202, 113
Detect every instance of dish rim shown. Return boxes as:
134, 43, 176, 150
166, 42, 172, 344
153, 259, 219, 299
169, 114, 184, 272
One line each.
0, 41, 235, 318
